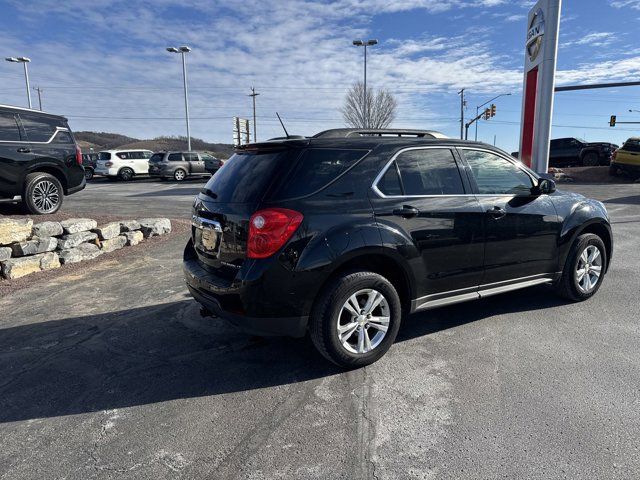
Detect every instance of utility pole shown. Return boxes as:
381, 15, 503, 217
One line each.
458, 88, 465, 139
248, 86, 260, 142
33, 86, 43, 111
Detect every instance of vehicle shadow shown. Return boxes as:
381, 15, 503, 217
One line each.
0, 286, 568, 423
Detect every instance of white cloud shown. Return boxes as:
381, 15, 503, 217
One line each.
564, 32, 617, 48
610, 0, 640, 9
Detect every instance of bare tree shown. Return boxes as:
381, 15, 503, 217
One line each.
341, 81, 397, 129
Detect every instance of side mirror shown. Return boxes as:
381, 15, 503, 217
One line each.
536, 178, 556, 195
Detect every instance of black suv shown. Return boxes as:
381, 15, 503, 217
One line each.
184, 129, 613, 368
549, 138, 618, 167
82, 152, 99, 180
0, 104, 85, 214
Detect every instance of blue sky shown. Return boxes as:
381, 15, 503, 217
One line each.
1, 0, 639, 152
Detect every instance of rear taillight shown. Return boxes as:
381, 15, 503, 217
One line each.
105, 161, 113, 167
76, 146, 83, 166
248, 208, 303, 259
612, 149, 617, 160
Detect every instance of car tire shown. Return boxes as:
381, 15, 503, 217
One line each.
582, 153, 599, 167
23, 172, 64, 215
84, 168, 94, 181
118, 167, 134, 181
173, 169, 187, 182
557, 233, 607, 302
309, 271, 402, 368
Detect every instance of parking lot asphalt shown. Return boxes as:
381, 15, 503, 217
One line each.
1, 179, 640, 479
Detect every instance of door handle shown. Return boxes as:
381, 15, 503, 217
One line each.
487, 206, 507, 219
393, 205, 420, 218
17, 147, 30, 153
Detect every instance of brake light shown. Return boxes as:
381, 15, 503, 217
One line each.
76, 145, 83, 166
248, 208, 303, 259
105, 161, 113, 167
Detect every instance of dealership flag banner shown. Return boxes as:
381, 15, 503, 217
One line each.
519, 0, 562, 173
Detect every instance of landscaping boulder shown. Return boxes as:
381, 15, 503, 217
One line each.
32, 221, 63, 238
60, 218, 98, 234
138, 218, 171, 238
58, 243, 102, 264
93, 222, 122, 240
123, 230, 144, 246
119, 220, 141, 232
0, 247, 11, 262
11, 236, 57, 256
2, 254, 42, 279
101, 235, 127, 253
39, 252, 61, 271
0, 218, 33, 245
57, 231, 98, 250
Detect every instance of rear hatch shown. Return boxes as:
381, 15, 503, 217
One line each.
148, 152, 166, 172
96, 151, 111, 169
617, 139, 640, 165
191, 146, 298, 280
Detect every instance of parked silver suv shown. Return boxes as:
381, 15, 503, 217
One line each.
148, 151, 219, 181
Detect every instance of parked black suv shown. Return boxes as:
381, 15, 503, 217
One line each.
0, 105, 85, 214
82, 152, 99, 180
549, 137, 617, 167
184, 129, 613, 368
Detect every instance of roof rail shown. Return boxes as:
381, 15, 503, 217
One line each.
312, 128, 448, 139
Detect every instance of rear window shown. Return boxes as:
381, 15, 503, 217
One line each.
622, 139, 640, 153
149, 153, 165, 162
272, 148, 368, 200
50, 130, 74, 144
19, 112, 63, 142
202, 150, 292, 203
0, 112, 21, 141
98, 152, 111, 160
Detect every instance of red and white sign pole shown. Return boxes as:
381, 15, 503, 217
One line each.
519, 0, 562, 173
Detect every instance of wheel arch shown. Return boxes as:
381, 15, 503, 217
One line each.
25, 165, 69, 194
576, 221, 613, 272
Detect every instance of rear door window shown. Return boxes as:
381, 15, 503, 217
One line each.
18, 113, 61, 142
623, 139, 640, 153
384, 148, 465, 196
273, 148, 369, 199
202, 150, 293, 203
168, 153, 183, 162
0, 112, 22, 141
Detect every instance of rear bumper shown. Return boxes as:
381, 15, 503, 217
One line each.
183, 256, 308, 338
67, 176, 86, 195
612, 161, 640, 174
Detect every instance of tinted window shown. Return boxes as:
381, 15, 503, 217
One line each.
393, 148, 464, 195
464, 150, 534, 195
0, 112, 21, 141
116, 152, 129, 159
274, 148, 368, 199
622, 139, 640, 153
168, 153, 183, 162
203, 150, 292, 203
149, 153, 165, 163
377, 162, 403, 196
50, 130, 74, 144
184, 152, 199, 162
19, 113, 60, 142
98, 152, 111, 160
201, 153, 216, 161
141, 151, 153, 159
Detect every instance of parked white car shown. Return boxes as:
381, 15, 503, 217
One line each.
95, 149, 154, 181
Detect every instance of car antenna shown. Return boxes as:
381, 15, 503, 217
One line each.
276, 112, 290, 138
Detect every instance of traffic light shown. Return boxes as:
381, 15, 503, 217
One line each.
490, 104, 497, 118
483, 108, 491, 120
609, 115, 616, 127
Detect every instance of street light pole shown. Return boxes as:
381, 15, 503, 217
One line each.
248, 87, 260, 142
33, 86, 43, 111
353, 39, 378, 128
458, 88, 465, 140
166, 46, 192, 151
5, 57, 32, 108
475, 92, 511, 141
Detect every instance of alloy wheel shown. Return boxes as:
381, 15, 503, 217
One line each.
174, 169, 186, 181
337, 288, 390, 354
575, 245, 602, 293
31, 180, 60, 213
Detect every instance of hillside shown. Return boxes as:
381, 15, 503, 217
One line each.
75, 132, 235, 159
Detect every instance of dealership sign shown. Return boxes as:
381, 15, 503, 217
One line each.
519, 0, 561, 173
